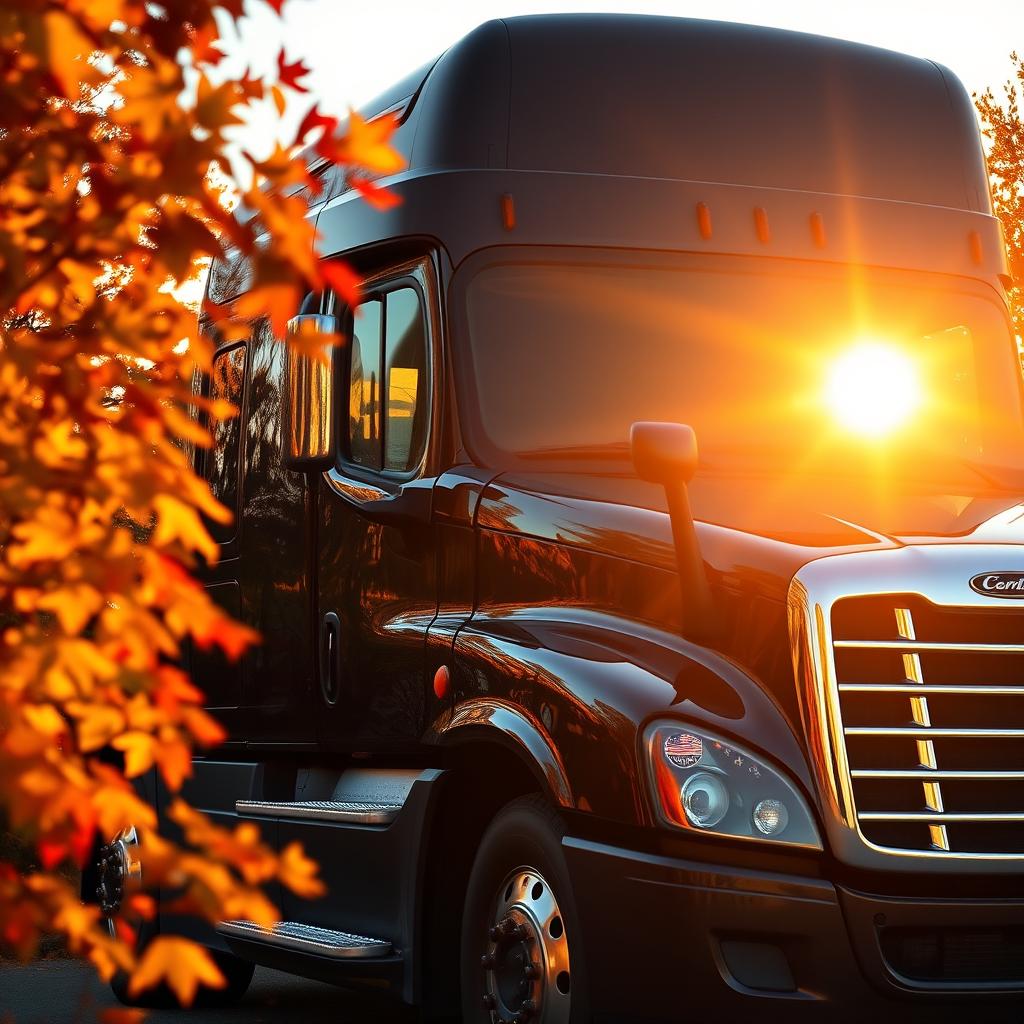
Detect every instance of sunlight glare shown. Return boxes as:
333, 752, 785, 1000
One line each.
824, 341, 922, 438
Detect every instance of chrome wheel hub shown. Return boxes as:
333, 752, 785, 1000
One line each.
96, 826, 141, 921
481, 867, 571, 1024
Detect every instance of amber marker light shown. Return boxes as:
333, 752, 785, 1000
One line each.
824, 341, 923, 439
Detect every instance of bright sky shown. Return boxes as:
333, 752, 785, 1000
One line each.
218, 0, 1024, 159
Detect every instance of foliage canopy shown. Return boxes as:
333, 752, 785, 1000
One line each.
0, 0, 398, 1002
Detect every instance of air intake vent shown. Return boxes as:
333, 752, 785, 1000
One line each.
831, 595, 1024, 855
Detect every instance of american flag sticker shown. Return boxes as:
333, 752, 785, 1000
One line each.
664, 732, 703, 768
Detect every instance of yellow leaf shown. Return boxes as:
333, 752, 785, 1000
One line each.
152, 494, 219, 564
38, 582, 105, 635
71, 702, 125, 752
112, 731, 156, 778
128, 937, 225, 1005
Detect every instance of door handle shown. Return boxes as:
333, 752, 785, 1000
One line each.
320, 612, 342, 705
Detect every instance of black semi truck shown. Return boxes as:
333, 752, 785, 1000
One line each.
97, 14, 1024, 1023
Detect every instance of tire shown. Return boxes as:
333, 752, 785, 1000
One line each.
110, 943, 255, 1009
460, 795, 590, 1024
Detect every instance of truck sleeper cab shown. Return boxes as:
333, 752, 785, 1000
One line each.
98, 14, 1024, 1023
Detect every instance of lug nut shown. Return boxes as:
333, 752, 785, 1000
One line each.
522, 999, 537, 1015
489, 924, 503, 941
481, 952, 496, 970
524, 962, 540, 979
482, 993, 495, 1010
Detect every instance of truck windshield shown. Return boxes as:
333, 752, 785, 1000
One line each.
457, 252, 1024, 488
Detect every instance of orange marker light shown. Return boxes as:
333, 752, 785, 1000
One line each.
696, 202, 713, 240
754, 206, 771, 244
501, 193, 516, 231
810, 212, 827, 249
969, 230, 983, 266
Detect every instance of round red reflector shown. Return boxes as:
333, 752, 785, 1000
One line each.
433, 664, 451, 700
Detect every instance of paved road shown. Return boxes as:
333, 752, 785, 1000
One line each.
0, 961, 420, 1023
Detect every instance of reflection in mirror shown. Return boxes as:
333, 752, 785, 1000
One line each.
282, 313, 338, 469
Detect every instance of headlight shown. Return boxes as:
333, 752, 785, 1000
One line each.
644, 721, 821, 849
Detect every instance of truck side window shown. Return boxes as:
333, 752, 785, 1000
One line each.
206, 343, 245, 542
384, 288, 427, 472
346, 286, 428, 474
348, 298, 383, 468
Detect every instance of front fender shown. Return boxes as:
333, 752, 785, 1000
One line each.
427, 697, 573, 808
440, 606, 813, 828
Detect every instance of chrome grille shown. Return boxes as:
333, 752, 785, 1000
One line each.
831, 595, 1024, 856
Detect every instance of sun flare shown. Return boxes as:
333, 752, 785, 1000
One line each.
824, 341, 923, 439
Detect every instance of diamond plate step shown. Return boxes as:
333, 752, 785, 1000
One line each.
235, 799, 401, 825
216, 919, 392, 959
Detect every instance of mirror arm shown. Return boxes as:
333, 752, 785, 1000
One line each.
664, 480, 715, 644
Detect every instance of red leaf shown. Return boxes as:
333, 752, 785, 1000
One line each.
320, 261, 361, 308
277, 49, 310, 93
298, 104, 337, 145
70, 821, 96, 868
189, 20, 224, 67
350, 175, 401, 211
37, 838, 67, 870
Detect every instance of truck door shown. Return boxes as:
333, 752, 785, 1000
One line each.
237, 317, 316, 745
314, 255, 440, 747
192, 341, 246, 737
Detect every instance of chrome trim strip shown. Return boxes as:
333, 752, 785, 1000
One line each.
834, 639, 1024, 652
235, 799, 400, 825
845, 727, 1024, 738
217, 919, 391, 959
859, 811, 1024, 822
852, 769, 1024, 780
839, 683, 1024, 695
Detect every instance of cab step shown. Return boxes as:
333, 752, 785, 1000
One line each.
216, 919, 392, 959
235, 799, 400, 825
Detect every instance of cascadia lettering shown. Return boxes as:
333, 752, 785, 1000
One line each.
969, 572, 1024, 598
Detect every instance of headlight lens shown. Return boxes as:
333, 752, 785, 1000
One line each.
645, 721, 821, 849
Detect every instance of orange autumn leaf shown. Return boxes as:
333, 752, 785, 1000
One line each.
350, 174, 402, 211
328, 109, 405, 176
235, 280, 304, 338
278, 841, 326, 899
129, 936, 225, 1005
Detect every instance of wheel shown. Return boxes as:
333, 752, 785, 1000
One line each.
95, 825, 254, 1008
461, 795, 590, 1024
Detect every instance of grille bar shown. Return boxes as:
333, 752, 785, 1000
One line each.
839, 684, 1024, 695
845, 727, 1024, 738
835, 640, 1024, 652
851, 769, 1024, 780
860, 812, 1024, 822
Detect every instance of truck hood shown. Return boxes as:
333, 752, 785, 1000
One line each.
477, 470, 1024, 602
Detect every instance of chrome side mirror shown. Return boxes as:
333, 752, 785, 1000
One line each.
282, 313, 339, 470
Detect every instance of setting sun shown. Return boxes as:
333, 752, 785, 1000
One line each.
824, 341, 923, 439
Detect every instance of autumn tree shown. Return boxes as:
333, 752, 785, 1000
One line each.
976, 53, 1024, 340
0, 0, 399, 1006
